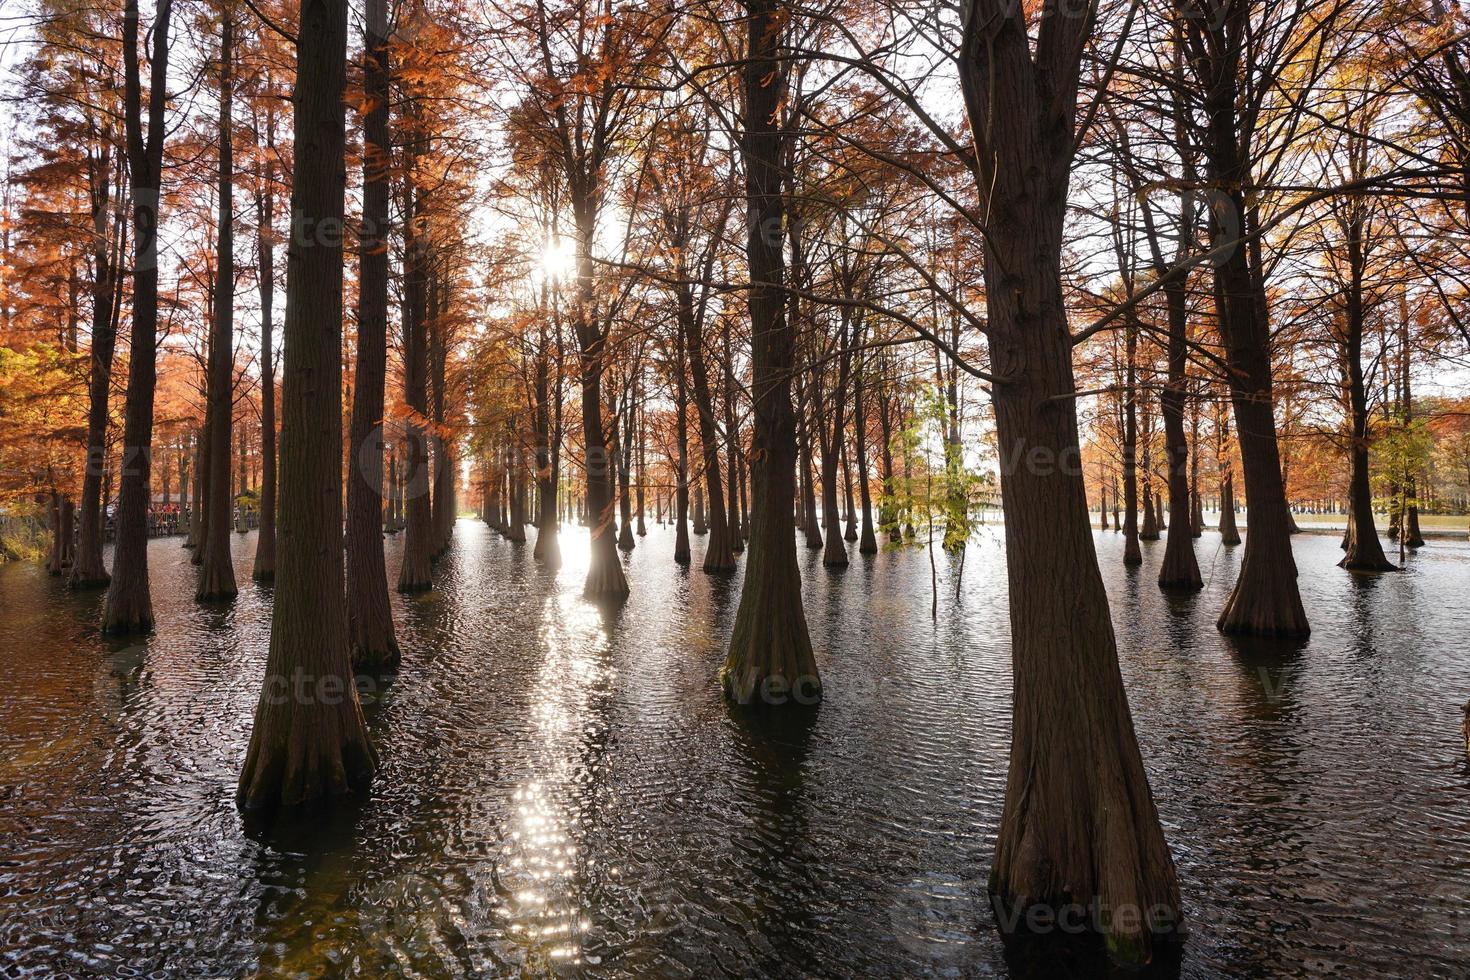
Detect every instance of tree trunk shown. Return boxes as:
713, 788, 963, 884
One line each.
70, 135, 120, 589
1195, 0, 1308, 637
681, 282, 734, 571
396, 177, 433, 592
722, 0, 819, 708
1338, 221, 1394, 573
429, 272, 455, 560
102, 0, 175, 634
855, 346, 878, 555
1158, 279, 1200, 589
253, 106, 278, 582
617, 398, 635, 551
571, 195, 627, 597
959, 6, 1179, 960
198, 12, 238, 602
673, 351, 691, 565
532, 351, 561, 566
345, 0, 400, 671
237, 0, 376, 815
1122, 320, 1141, 565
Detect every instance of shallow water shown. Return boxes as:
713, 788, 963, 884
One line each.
1, 520, 1468, 977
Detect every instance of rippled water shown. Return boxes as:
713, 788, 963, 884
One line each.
1, 520, 1468, 977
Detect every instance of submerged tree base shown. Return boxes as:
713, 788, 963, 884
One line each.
1217, 575, 1310, 638
991, 890, 1185, 972
101, 582, 155, 636
237, 702, 376, 817
68, 568, 111, 591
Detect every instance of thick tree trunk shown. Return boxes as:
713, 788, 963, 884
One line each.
198, 13, 238, 602
960, 6, 1179, 961
723, 0, 818, 708
1195, 0, 1307, 637
102, 0, 174, 635
237, 0, 376, 815
345, 0, 400, 671
571, 194, 627, 597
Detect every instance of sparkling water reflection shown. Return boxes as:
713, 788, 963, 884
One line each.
1, 521, 1468, 976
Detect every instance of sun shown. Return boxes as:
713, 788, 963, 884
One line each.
537, 236, 577, 283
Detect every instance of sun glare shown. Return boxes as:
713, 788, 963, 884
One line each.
538, 237, 577, 283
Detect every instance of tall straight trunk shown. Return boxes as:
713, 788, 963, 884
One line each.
842, 441, 858, 542
637, 393, 649, 536
617, 396, 635, 550
507, 435, 527, 542
1192, 0, 1307, 637
722, 319, 742, 552
186, 431, 204, 548
397, 176, 433, 592
673, 328, 691, 565
722, 0, 819, 708
346, 0, 399, 670
237, 0, 375, 814
429, 272, 455, 559
1400, 296, 1424, 549
1158, 277, 1201, 589
102, 0, 174, 634
253, 106, 277, 582
1122, 319, 1141, 565
960, 4, 1179, 960
1189, 401, 1203, 538
571, 196, 627, 597
193, 347, 213, 567
178, 439, 190, 536
820, 312, 854, 567
1138, 396, 1159, 542
855, 347, 878, 554
532, 350, 561, 566
682, 282, 734, 570
198, 12, 238, 601
799, 404, 822, 548
71, 137, 121, 589
877, 372, 899, 542
637, 393, 649, 540
1339, 214, 1394, 572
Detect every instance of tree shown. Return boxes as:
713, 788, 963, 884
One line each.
237, 0, 376, 814
720, 0, 820, 708
102, 0, 175, 634
197, 6, 239, 602
345, 0, 399, 669
959, 0, 1180, 959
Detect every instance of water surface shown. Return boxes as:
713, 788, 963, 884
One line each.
1, 521, 1467, 977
